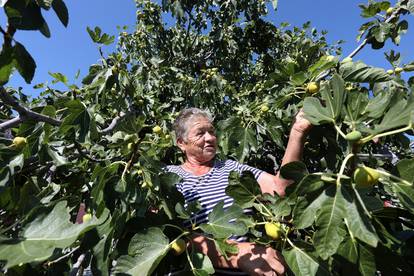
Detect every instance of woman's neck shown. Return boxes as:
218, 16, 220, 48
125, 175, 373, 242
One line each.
182, 158, 214, 176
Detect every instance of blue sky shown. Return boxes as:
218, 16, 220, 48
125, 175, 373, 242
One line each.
2, 0, 413, 95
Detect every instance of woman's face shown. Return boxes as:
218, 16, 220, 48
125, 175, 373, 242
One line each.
178, 116, 217, 163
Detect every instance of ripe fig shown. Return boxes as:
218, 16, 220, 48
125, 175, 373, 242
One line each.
153, 125, 162, 134
260, 105, 269, 112
11, 137, 27, 150
265, 222, 282, 240
171, 238, 186, 255
306, 82, 319, 94
354, 166, 380, 188
82, 213, 92, 223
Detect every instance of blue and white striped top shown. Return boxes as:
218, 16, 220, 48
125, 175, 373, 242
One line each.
166, 159, 263, 228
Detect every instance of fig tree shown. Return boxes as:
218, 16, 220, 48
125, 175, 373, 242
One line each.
354, 166, 380, 188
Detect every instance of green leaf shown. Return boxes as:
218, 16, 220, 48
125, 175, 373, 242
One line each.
391, 181, 414, 213
283, 244, 329, 276
226, 171, 261, 208
48, 72, 68, 85
293, 189, 327, 229
87, 26, 115, 45
280, 161, 308, 182
14, 42, 36, 84
189, 252, 215, 276
290, 71, 307, 86
0, 201, 107, 268
287, 174, 326, 198
91, 163, 120, 213
158, 172, 184, 219
336, 238, 376, 276
60, 100, 94, 142
339, 61, 391, 83
303, 75, 345, 125
395, 159, 414, 183
213, 239, 238, 259
228, 126, 257, 163
363, 89, 393, 119
344, 187, 378, 247
371, 94, 414, 134
199, 201, 248, 239
52, 0, 68, 27
0, 47, 16, 85
313, 185, 347, 260
114, 227, 170, 276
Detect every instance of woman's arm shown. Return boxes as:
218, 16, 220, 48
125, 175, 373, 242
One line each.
190, 234, 286, 276
258, 110, 312, 197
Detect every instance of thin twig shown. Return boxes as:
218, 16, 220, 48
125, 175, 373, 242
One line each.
47, 246, 80, 266
69, 253, 86, 276
74, 142, 110, 162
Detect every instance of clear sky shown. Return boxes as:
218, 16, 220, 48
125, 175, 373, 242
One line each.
2, 0, 413, 95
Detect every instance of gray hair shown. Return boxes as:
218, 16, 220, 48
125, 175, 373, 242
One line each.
173, 108, 213, 141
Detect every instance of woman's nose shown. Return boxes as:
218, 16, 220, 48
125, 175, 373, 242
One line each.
204, 132, 216, 141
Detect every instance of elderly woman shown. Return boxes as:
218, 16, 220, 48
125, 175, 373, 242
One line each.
166, 108, 311, 276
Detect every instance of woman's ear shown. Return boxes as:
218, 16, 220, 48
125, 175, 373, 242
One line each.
176, 138, 186, 152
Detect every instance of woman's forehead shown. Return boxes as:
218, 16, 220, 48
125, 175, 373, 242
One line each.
187, 116, 214, 128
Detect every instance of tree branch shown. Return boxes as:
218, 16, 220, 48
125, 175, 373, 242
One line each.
100, 111, 133, 134
345, 7, 403, 60
0, 86, 134, 134
0, 87, 62, 126
316, 7, 404, 81
0, 116, 23, 131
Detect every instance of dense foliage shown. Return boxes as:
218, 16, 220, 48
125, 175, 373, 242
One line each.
1, 0, 414, 275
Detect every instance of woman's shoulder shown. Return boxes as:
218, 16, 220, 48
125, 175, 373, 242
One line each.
214, 159, 240, 170
165, 165, 185, 176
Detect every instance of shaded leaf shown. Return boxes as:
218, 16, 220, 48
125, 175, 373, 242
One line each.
114, 227, 170, 276
226, 171, 261, 208
199, 201, 248, 239
52, 0, 68, 27
283, 244, 329, 276
344, 187, 378, 247
14, 42, 36, 84
280, 161, 308, 182
0, 201, 107, 268
395, 159, 414, 183
339, 61, 391, 83
313, 185, 347, 259
189, 252, 215, 276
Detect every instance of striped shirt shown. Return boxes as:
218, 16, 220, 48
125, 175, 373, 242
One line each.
166, 159, 264, 275
166, 159, 263, 228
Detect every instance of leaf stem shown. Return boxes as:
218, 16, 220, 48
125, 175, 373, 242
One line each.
378, 170, 413, 186
47, 246, 80, 266
336, 153, 354, 186
351, 184, 373, 219
360, 124, 413, 144
334, 125, 347, 139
